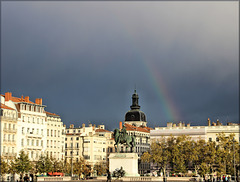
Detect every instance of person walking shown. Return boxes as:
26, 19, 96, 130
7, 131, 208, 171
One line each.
23, 174, 29, 182
107, 171, 111, 182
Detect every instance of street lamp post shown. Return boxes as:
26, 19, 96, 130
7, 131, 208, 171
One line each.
233, 139, 236, 182
71, 147, 73, 178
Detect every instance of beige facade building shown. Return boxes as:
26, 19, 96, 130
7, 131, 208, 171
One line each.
46, 111, 66, 160
151, 119, 240, 142
65, 124, 114, 167
0, 102, 18, 160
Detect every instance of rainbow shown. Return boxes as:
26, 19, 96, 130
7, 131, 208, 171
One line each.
143, 60, 181, 122
120, 25, 181, 122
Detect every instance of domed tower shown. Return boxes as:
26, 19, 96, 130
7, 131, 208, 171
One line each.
124, 90, 147, 127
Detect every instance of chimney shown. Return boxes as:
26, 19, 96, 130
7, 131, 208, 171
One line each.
179, 122, 182, 127
35, 98, 42, 105
93, 124, 96, 129
187, 123, 190, 128
5, 92, 12, 101
25, 96, 29, 103
89, 124, 92, 127
119, 121, 123, 130
212, 122, 216, 126
82, 123, 85, 128
217, 119, 220, 126
173, 123, 176, 127
70, 124, 74, 129
167, 122, 173, 128
208, 118, 211, 126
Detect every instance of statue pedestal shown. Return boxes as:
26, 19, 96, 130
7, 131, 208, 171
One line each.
109, 153, 140, 177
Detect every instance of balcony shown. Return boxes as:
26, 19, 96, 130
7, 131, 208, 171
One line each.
3, 128, 17, 133
2, 152, 17, 157
26, 145, 43, 150
26, 132, 43, 138
2, 140, 16, 144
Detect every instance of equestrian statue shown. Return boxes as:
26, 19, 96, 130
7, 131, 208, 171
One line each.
113, 125, 136, 153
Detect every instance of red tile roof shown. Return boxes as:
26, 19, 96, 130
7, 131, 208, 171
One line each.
0, 103, 15, 110
45, 111, 59, 117
95, 129, 111, 133
124, 123, 150, 133
2, 94, 35, 104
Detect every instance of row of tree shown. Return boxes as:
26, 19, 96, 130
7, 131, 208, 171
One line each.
141, 133, 239, 178
1, 151, 107, 180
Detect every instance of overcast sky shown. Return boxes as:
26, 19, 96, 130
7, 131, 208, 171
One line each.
1, 1, 239, 130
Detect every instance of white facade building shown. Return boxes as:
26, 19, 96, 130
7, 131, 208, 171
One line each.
1, 92, 65, 161
151, 119, 240, 142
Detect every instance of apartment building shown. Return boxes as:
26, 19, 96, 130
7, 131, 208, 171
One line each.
0, 102, 18, 160
65, 124, 114, 167
151, 119, 240, 142
1, 92, 65, 161
46, 111, 66, 160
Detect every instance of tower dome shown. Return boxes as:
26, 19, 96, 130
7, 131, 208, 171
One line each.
124, 90, 147, 126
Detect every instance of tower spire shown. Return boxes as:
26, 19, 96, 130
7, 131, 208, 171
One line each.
130, 89, 140, 110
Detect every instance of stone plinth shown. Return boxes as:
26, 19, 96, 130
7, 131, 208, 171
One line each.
109, 153, 140, 177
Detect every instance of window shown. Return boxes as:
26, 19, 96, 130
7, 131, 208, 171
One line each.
47, 140, 49, 146
9, 124, 11, 129
76, 143, 79, 148
84, 155, 90, 160
8, 134, 11, 141
33, 117, 35, 123
27, 139, 30, 145
216, 137, 219, 142
209, 138, 212, 142
73, 130, 75, 133
32, 139, 34, 146
54, 130, 56, 137
13, 124, 15, 130
41, 129, 43, 135
36, 140, 39, 146
58, 131, 60, 137
21, 139, 24, 146
22, 127, 24, 134
65, 138, 67, 141
12, 135, 15, 142
47, 129, 49, 136
76, 137, 79, 140
12, 147, 14, 153
41, 140, 43, 146
65, 143, 67, 148
4, 123, 7, 129
37, 118, 39, 124
71, 137, 73, 141
37, 129, 39, 134
103, 148, 105, 152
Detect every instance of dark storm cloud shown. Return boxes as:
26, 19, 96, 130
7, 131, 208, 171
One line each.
1, 2, 238, 130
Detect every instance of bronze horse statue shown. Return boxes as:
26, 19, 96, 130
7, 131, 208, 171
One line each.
113, 128, 136, 152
